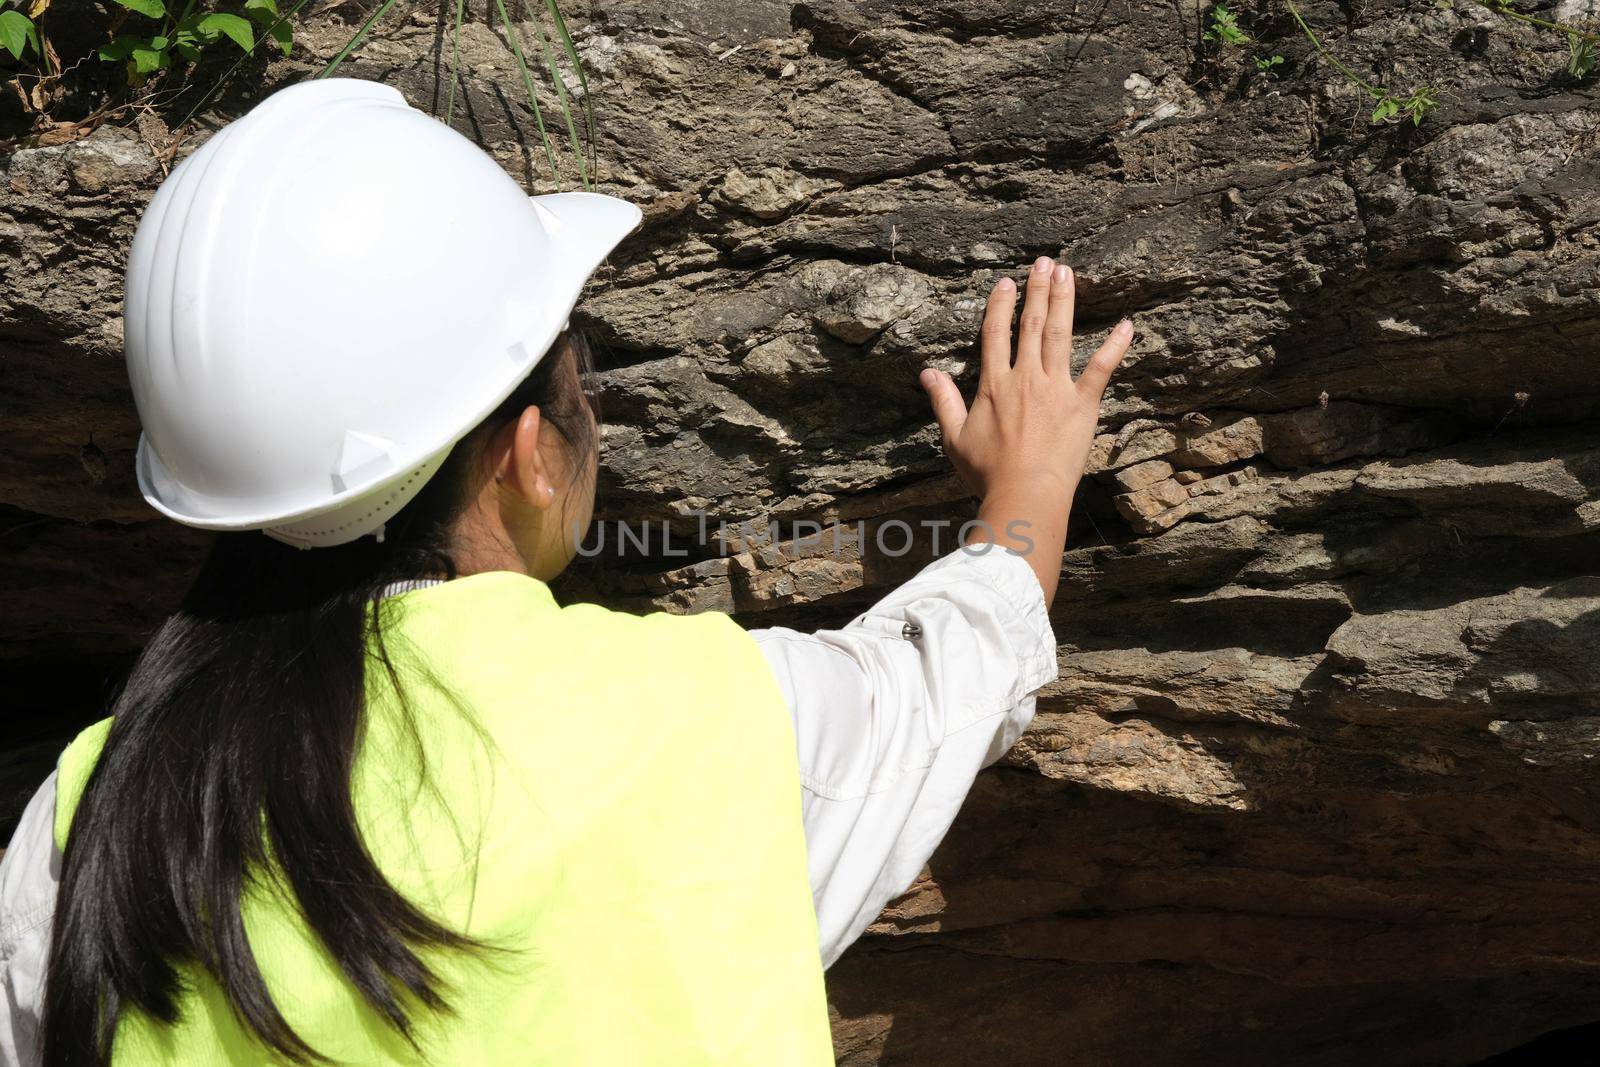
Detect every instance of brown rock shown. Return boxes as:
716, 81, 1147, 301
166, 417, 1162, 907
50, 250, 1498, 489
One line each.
1261, 401, 1456, 468
714, 165, 838, 219
1112, 458, 1175, 492
1170, 414, 1265, 467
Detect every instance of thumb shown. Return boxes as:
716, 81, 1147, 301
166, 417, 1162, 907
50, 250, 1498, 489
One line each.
1077, 319, 1133, 402
920, 367, 968, 447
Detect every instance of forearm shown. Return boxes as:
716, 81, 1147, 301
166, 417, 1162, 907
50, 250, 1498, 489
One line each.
963, 477, 1075, 607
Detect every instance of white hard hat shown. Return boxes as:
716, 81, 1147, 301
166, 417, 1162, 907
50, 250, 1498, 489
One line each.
125, 78, 642, 548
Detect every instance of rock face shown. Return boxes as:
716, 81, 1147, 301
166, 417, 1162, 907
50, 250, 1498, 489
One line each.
4, 0, 1600, 1062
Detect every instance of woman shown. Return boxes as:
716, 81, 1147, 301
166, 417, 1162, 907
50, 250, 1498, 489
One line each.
0, 79, 1132, 1065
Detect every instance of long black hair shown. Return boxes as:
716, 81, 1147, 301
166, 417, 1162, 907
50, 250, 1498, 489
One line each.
42, 333, 600, 1066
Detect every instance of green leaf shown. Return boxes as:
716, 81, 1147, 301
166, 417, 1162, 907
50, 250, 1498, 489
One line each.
130, 41, 171, 73
245, 0, 289, 52
111, 0, 167, 19
1370, 97, 1399, 123
1203, 4, 1249, 46
1568, 33, 1596, 79
234, 0, 294, 55
174, 40, 202, 62
196, 12, 254, 51
1399, 87, 1436, 126
98, 36, 139, 61
0, 10, 37, 60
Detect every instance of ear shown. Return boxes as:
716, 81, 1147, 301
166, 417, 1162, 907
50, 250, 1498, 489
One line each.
495, 405, 557, 510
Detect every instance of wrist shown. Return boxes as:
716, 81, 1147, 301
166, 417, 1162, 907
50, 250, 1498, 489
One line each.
966, 487, 1074, 554
981, 470, 1080, 506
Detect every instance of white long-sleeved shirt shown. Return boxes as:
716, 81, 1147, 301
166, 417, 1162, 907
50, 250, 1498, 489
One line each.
0, 545, 1055, 1063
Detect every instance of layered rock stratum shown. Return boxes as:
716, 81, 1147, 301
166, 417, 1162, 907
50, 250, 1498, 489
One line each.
4, 0, 1600, 1061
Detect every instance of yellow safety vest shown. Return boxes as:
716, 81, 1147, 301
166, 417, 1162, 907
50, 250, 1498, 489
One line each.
54, 571, 833, 1065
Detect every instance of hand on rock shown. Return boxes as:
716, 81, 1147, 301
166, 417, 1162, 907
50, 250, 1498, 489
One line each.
918, 256, 1133, 604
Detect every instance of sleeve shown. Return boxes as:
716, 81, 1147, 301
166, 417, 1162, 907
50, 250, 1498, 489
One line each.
749, 544, 1057, 967
1, 771, 61, 1067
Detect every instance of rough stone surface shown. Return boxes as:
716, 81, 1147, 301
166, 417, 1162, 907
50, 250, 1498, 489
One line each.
4, 0, 1600, 1062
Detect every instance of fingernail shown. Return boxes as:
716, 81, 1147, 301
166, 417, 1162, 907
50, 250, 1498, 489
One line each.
996, 276, 1015, 292
1053, 264, 1070, 283
1117, 318, 1134, 336
1033, 256, 1053, 273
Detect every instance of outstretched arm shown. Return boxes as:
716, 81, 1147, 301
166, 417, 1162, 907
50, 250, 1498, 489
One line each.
754, 258, 1132, 964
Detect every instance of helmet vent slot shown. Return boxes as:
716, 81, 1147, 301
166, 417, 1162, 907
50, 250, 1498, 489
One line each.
331, 431, 396, 493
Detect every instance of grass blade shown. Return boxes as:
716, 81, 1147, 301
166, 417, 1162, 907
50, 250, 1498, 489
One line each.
318, 0, 402, 77
444, 0, 466, 125
1284, 0, 1378, 94
543, 0, 595, 183
524, 0, 586, 188
493, 0, 558, 181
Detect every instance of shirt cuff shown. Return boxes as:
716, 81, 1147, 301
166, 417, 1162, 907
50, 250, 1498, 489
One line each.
908, 543, 1059, 697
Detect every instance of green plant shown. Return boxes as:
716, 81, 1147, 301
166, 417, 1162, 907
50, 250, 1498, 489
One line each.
0, 2, 42, 61
1477, 0, 1600, 50
1369, 85, 1437, 124
1435, 0, 1599, 82
1200, 0, 1589, 119
5, 0, 592, 166
175, 0, 590, 189
1285, 0, 1438, 125
491, 0, 560, 179
98, 0, 291, 83
1204, 3, 1251, 46
1567, 32, 1596, 78
173, 0, 308, 125
1201, 5, 1285, 79
322, 0, 594, 189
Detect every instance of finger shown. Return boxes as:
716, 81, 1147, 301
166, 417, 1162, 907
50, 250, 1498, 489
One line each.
1077, 319, 1134, 402
979, 275, 1017, 385
1014, 256, 1054, 368
920, 367, 969, 446
1041, 263, 1075, 377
